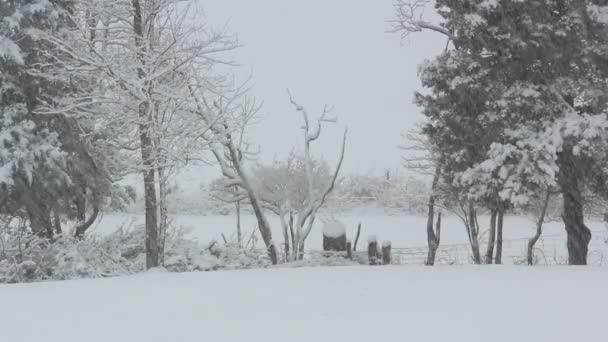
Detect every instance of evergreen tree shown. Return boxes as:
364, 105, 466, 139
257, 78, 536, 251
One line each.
410, 0, 608, 264
1, 0, 111, 237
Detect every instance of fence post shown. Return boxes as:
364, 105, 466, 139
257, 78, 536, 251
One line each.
367, 236, 378, 265
346, 240, 352, 260
382, 241, 392, 265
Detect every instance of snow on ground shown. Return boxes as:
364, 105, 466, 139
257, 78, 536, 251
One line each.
0, 266, 606, 342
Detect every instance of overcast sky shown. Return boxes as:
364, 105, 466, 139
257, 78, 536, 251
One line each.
178, 0, 445, 186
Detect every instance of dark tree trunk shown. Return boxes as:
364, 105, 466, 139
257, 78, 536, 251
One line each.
528, 192, 551, 265
236, 198, 242, 246
485, 209, 497, 264
226, 142, 277, 265
495, 209, 504, 264
158, 167, 168, 266
53, 210, 62, 235
27, 203, 52, 239
557, 146, 591, 265
75, 195, 86, 224
353, 222, 362, 252
426, 211, 442, 266
282, 216, 290, 262
289, 212, 295, 257
74, 205, 99, 239
346, 241, 352, 260
425, 166, 441, 266
133, 0, 160, 270
467, 203, 482, 264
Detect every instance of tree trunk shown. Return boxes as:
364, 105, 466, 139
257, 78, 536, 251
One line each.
280, 214, 290, 262
346, 241, 352, 260
227, 142, 277, 265
158, 167, 168, 266
289, 212, 295, 260
426, 211, 442, 266
236, 198, 242, 247
425, 166, 441, 266
495, 209, 504, 264
467, 203, 482, 264
75, 195, 86, 226
297, 241, 305, 261
557, 146, 591, 265
528, 192, 551, 265
53, 210, 62, 235
485, 209, 497, 264
133, 0, 160, 270
27, 202, 52, 239
73, 204, 99, 239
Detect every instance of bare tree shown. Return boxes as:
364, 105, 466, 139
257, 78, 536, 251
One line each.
287, 90, 347, 260
390, 0, 458, 48
42, 0, 241, 268
401, 126, 444, 265
188, 86, 279, 264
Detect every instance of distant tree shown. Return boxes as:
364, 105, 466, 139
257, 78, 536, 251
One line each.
250, 152, 332, 261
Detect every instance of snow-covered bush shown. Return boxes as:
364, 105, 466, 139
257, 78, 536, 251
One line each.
0, 235, 138, 283
0, 221, 275, 283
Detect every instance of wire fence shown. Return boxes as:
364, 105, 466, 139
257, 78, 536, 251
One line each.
303, 229, 608, 266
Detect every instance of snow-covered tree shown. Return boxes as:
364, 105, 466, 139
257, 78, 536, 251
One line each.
250, 152, 332, 260
286, 91, 347, 260
0, 0, 115, 238
40, 0, 241, 268
394, 0, 608, 265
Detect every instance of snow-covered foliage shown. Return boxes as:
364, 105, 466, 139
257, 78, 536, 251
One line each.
0, 221, 272, 283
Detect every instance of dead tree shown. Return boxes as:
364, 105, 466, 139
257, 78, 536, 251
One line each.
401, 127, 443, 266
287, 90, 347, 260
189, 90, 278, 265
391, 0, 459, 49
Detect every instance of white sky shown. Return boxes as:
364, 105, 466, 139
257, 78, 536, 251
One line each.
175, 0, 445, 187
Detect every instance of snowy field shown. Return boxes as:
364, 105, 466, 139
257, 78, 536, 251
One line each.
0, 266, 606, 342
90, 210, 608, 264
